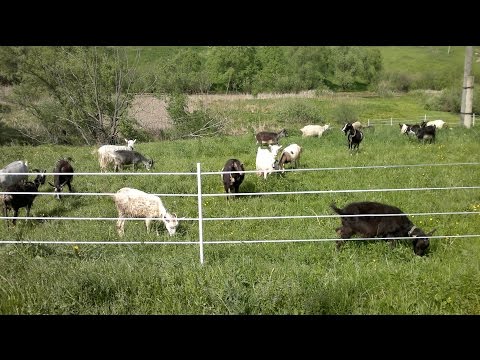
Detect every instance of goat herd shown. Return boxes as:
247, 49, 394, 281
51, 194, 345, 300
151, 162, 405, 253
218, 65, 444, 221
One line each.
0, 119, 445, 256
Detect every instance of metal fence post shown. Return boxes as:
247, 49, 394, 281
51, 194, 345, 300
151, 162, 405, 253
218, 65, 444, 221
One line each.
196, 162, 204, 264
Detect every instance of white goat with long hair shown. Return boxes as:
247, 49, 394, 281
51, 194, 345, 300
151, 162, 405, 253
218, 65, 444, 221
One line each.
112, 187, 179, 237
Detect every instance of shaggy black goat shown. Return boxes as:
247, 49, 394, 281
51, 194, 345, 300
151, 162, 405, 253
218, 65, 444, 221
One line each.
2, 170, 46, 226
48, 158, 74, 200
330, 201, 435, 256
221, 159, 245, 199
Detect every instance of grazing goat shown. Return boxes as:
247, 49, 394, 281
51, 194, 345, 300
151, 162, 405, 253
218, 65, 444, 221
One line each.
342, 122, 364, 150
2, 170, 46, 226
300, 124, 330, 137
97, 138, 136, 171
278, 144, 302, 173
48, 157, 74, 200
111, 150, 154, 172
113, 187, 179, 237
0, 160, 29, 190
256, 144, 282, 180
421, 119, 447, 129
330, 201, 435, 256
415, 125, 436, 143
221, 159, 245, 199
255, 128, 288, 146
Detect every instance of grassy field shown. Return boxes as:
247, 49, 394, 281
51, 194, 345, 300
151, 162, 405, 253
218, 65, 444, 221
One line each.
1, 110, 479, 314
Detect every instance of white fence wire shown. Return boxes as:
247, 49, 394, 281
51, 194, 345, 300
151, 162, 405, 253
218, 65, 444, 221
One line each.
1, 161, 480, 264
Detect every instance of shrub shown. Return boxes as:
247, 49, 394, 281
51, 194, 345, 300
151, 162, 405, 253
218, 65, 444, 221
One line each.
332, 103, 359, 125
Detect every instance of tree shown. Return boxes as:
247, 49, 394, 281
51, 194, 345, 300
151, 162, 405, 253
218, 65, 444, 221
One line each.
8, 46, 139, 145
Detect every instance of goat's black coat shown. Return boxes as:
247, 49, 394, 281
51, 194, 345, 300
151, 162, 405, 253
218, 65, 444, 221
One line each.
221, 159, 245, 198
330, 201, 433, 256
49, 158, 74, 199
342, 123, 363, 150
2, 171, 46, 225
415, 124, 436, 143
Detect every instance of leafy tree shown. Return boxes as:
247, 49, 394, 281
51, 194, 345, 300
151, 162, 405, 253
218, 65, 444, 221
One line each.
205, 46, 260, 93
7, 46, 139, 145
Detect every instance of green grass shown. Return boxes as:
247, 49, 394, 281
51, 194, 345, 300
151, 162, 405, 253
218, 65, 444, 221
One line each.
1, 120, 479, 314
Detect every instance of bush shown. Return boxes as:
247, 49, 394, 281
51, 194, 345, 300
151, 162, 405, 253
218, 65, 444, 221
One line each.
274, 100, 324, 124
332, 103, 359, 125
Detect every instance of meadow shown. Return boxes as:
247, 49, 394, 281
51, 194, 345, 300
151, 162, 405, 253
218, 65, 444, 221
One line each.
1, 106, 479, 314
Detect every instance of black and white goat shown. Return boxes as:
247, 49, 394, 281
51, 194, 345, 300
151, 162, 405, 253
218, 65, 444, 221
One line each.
342, 122, 364, 150
330, 201, 435, 256
221, 159, 245, 199
2, 170, 46, 226
49, 157, 74, 200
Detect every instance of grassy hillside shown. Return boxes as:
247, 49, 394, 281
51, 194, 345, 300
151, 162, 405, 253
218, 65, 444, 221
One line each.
1, 122, 479, 314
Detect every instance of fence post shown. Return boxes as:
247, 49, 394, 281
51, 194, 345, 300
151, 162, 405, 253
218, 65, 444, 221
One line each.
390, 117, 393, 126
473, 113, 475, 127
424, 114, 427, 121
368, 119, 370, 126
196, 162, 204, 264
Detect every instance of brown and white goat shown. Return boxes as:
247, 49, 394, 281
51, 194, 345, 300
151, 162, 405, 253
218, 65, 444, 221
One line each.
255, 128, 288, 146
277, 144, 302, 173
112, 187, 179, 237
330, 201, 435, 256
2, 170, 46, 226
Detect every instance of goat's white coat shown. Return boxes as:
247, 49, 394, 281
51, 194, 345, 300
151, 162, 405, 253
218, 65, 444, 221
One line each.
113, 187, 178, 236
97, 139, 136, 171
300, 124, 330, 137
0, 160, 29, 189
425, 120, 446, 129
256, 144, 282, 180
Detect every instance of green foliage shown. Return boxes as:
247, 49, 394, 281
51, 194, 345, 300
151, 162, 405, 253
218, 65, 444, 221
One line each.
274, 99, 325, 124
6, 46, 139, 145
332, 103, 359, 124
165, 93, 225, 138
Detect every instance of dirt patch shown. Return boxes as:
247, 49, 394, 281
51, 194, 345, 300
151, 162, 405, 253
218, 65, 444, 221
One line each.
129, 94, 173, 138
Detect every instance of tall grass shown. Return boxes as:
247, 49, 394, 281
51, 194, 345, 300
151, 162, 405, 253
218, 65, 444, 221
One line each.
1, 119, 479, 314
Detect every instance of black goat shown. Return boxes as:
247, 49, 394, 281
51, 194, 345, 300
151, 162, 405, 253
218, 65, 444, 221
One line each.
221, 159, 245, 199
330, 201, 435, 256
48, 158, 74, 200
2, 170, 46, 226
342, 122, 364, 150
255, 128, 288, 146
414, 124, 436, 144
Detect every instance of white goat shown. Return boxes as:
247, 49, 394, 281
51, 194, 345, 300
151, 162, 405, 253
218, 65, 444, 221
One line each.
0, 160, 29, 190
256, 144, 282, 180
424, 119, 447, 129
112, 187, 179, 237
97, 139, 137, 172
278, 144, 302, 173
352, 121, 363, 130
300, 124, 330, 137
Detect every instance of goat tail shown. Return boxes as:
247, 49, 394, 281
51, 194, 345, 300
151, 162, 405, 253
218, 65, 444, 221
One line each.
330, 202, 344, 215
